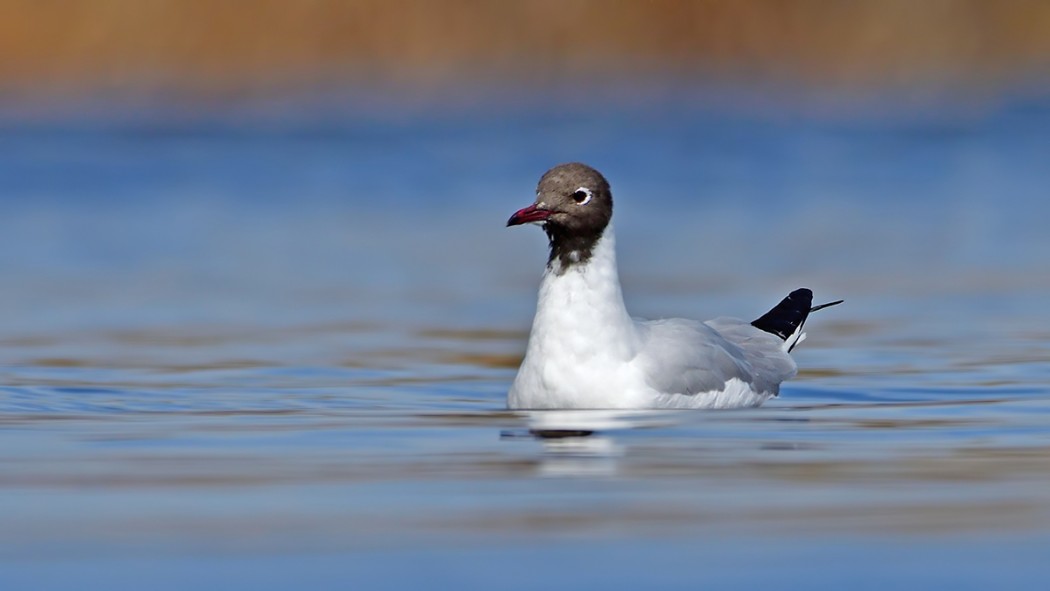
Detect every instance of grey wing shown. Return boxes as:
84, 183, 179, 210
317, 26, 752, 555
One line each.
633, 318, 756, 395
704, 316, 798, 395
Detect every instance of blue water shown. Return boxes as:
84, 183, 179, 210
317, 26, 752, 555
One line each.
1, 90, 1049, 589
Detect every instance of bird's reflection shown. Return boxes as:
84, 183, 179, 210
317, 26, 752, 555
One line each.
504, 410, 679, 477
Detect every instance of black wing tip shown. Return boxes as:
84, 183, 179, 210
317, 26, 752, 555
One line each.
810, 299, 844, 313
751, 288, 814, 341
750, 288, 843, 342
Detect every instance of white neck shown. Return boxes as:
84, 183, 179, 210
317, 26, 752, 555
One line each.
527, 224, 638, 362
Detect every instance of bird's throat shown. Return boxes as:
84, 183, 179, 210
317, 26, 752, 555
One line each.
545, 224, 605, 274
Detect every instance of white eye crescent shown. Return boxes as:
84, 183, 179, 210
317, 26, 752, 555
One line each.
570, 187, 592, 205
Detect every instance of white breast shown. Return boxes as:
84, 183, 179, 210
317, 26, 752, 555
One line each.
510, 227, 660, 409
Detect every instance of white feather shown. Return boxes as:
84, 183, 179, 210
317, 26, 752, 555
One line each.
785, 329, 807, 353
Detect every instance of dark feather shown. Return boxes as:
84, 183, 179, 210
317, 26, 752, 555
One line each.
751, 288, 814, 341
751, 290, 843, 351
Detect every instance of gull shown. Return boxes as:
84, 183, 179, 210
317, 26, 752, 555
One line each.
506, 162, 841, 410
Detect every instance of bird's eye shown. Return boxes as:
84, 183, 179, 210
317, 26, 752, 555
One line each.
571, 188, 593, 205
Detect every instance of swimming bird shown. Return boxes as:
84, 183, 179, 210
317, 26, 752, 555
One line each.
506, 162, 841, 410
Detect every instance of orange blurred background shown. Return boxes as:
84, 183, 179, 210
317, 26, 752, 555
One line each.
1, 0, 1048, 102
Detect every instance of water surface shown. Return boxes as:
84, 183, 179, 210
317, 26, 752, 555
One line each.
1, 94, 1049, 589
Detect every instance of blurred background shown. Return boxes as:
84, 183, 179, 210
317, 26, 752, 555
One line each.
2, 1, 1050, 589
3, 0, 1050, 102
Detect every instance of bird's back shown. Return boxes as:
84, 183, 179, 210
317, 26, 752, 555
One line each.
632, 316, 795, 408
